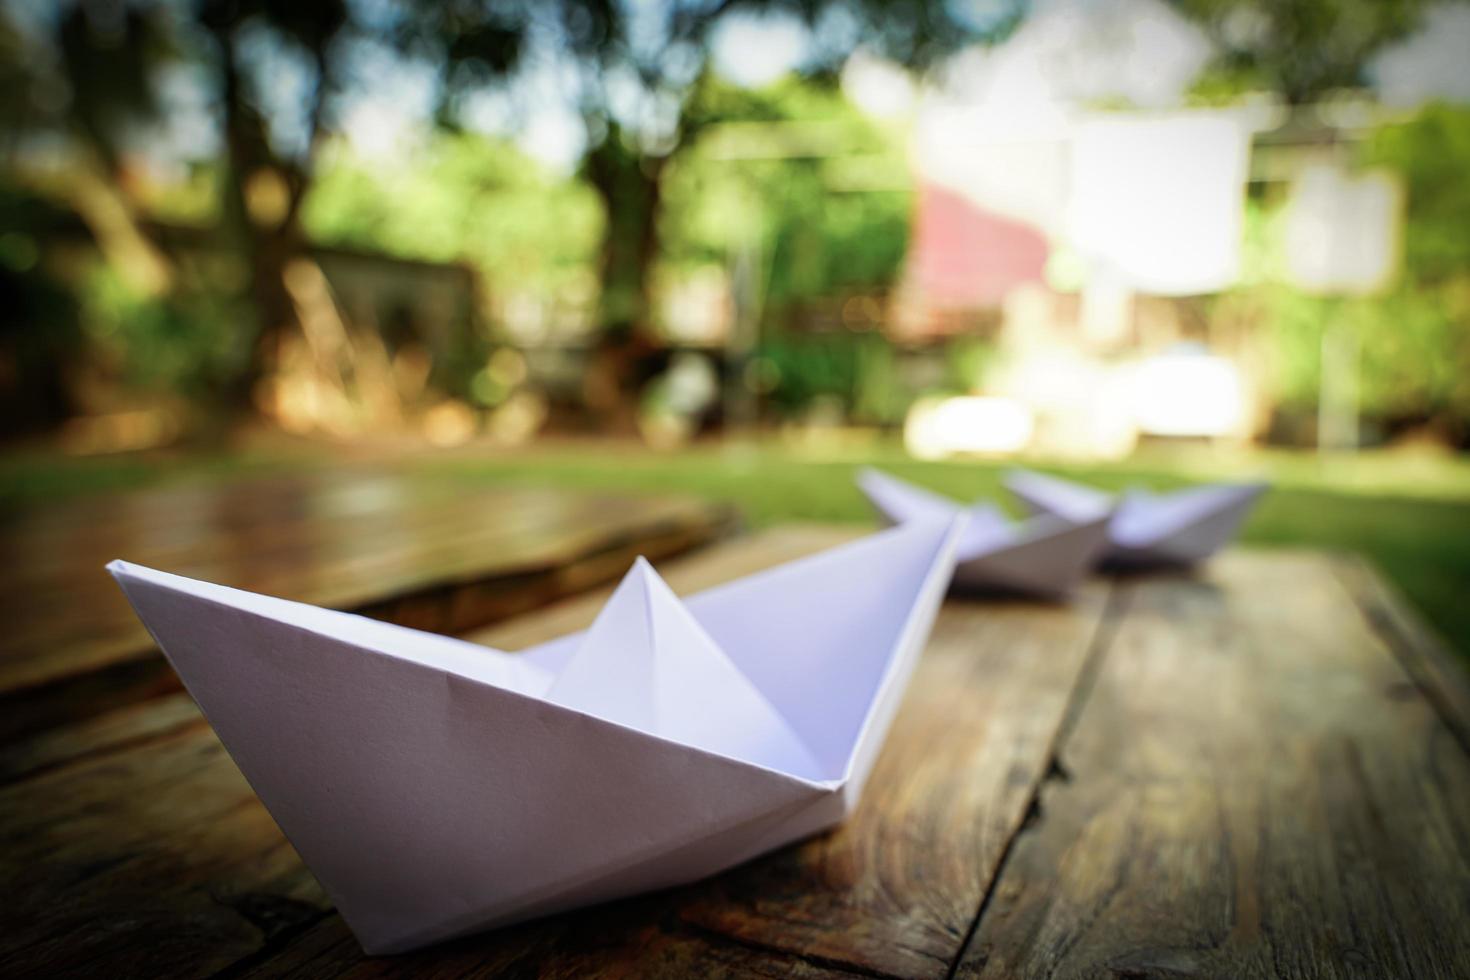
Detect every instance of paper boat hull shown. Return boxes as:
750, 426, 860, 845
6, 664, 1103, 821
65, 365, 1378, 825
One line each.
949, 515, 1110, 597
858, 469, 1108, 598
1005, 470, 1266, 568
1105, 484, 1267, 567
109, 517, 962, 954
405, 769, 850, 953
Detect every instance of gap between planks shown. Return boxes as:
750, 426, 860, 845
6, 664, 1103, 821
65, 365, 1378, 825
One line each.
949, 550, 1470, 980
941, 582, 1132, 980
1330, 551, 1470, 760
3, 527, 1127, 979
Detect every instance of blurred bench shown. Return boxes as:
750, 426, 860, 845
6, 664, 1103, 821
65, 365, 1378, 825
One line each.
3, 524, 1469, 977
0, 471, 737, 740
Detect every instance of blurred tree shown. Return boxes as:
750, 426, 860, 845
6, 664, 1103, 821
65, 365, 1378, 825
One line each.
2, 0, 1018, 428
303, 131, 602, 332
1219, 107, 1470, 445
662, 74, 911, 312
0, 188, 85, 435
1, 2, 176, 296
1366, 104, 1470, 284
0, 0, 368, 416
413, 0, 1020, 420
1175, 0, 1429, 103
657, 73, 913, 421
192, 0, 356, 409
1347, 106, 1470, 441
1173, 0, 1470, 445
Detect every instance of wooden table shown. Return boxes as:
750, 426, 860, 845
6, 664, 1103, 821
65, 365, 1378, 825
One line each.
4, 527, 1469, 978
0, 472, 736, 740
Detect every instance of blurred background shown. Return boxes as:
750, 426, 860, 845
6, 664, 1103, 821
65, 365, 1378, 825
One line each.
2, 0, 1468, 653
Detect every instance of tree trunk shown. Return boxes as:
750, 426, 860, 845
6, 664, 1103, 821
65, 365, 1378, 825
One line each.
581, 128, 668, 431
211, 31, 317, 423
584, 130, 666, 338
223, 209, 303, 418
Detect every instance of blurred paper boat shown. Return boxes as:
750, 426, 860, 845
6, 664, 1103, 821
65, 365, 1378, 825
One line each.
857, 469, 1109, 598
109, 516, 964, 955
1004, 468, 1267, 567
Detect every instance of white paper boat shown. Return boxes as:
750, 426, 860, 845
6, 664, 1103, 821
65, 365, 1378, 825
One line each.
857, 469, 1109, 598
1004, 468, 1267, 567
109, 516, 965, 955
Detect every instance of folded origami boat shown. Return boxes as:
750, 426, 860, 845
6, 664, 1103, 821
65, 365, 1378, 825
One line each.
857, 468, 1109, 598
109, 515, 965, 955
1004, 468, 1267, 567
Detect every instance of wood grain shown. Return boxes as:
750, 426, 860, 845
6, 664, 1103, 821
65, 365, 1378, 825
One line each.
1334, 551, 1470, 757
9, 537, 1465, 979
0, 470, 736, 736
227, 902, 865, 980
667, 586, 1112, 978
2, 716, 332, 977
0, 526, 1112, 979
0, 689, 204, 784
955, 550, 1470, 979
455, 529, 1113, 979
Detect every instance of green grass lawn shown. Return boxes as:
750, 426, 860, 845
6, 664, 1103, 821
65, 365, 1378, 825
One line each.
5, 437, 1470, 661
426, 441, 1470, 661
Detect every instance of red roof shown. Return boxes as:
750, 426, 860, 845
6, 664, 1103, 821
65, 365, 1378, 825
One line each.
905, 181, 1049, 310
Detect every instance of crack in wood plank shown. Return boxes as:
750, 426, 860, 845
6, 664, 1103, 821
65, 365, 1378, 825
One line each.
1331, 552, 1470, 760
943, 583, 1130, 980
951, 551, 1470, 980
675, 918, 908, 980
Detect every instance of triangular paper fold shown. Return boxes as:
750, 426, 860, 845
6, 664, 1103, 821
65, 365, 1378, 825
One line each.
108, 515, 964, 954
1002, 468, 1113, 524
1004, 468, 1267, 566
857, 468, 1109, 598
545, 557, 823, 779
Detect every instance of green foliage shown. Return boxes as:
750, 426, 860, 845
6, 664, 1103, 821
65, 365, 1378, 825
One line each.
1225, 105, 1470, 438
756, 335, 863, 416
1243, 284, 1470, 429
637, 74, 918, 419
300, 77, 917, 427
1187, 63, 1273, 105
749, 332, 907, 425
78, 266, 253, 400
851, 335, 906, 425
660, 75, 912, 316
302, 133, 603, 316
1364, 104, 1470, 283
944, 337, 998, 393
1175, 0, 1429, 103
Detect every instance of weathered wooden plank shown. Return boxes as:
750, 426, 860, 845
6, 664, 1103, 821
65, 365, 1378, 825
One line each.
0, 526, 1110, 979
667, 588, 1113, 978
226, 905, 866, 980
2, 721, 332, 977
477, 525, 1113, 979
0, 529, 864, 978
0, 690, 203, 785
0, 473, 735, 690
955, 550, 1470, 979
225, 527, 1112, 979
0, 472, 736, 738
1334, 551, 1470, 757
